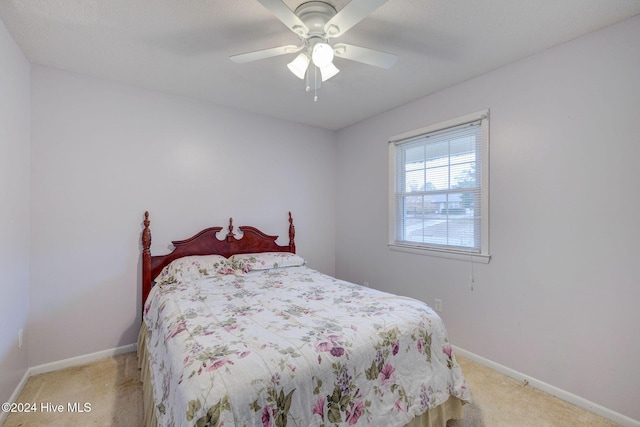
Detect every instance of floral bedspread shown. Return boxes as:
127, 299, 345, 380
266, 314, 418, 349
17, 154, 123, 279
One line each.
143, 266, 470, 427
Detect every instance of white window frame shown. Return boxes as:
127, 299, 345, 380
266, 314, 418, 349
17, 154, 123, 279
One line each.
388, 110, 491, 263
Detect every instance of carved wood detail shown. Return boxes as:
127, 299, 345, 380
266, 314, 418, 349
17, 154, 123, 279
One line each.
141, 211, 296, 311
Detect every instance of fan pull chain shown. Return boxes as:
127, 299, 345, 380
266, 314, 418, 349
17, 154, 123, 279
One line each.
303, 65, 319, 102
314, 65, 318, 102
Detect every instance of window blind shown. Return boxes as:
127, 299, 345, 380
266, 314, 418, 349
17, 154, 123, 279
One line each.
390, 114, 487, 256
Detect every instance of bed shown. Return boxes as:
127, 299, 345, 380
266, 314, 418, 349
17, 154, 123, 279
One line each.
138, 211, 470, 427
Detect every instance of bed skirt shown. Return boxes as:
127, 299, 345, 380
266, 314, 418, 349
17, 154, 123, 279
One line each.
138, 324, 464, 427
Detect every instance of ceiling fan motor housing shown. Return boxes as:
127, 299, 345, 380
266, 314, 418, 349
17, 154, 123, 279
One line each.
294, 1, 337, 40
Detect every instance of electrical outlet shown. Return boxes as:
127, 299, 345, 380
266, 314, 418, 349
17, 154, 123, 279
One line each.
18, 329, 23, 348
434, 298, 443, 312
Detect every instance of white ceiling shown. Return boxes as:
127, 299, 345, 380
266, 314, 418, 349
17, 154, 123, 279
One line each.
2, 0, 639, 130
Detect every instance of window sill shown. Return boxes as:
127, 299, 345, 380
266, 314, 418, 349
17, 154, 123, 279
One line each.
388, 243, 491, 264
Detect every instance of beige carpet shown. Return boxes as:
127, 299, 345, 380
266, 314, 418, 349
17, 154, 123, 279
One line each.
2, 352, 618, 427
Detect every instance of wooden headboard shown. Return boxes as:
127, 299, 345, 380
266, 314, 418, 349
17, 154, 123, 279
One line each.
141, 211, 295, 306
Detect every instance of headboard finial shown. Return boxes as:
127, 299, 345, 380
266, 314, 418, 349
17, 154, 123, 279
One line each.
227, 217, 234, 242
288, 212, 295, 252
142, 211, 151, 254
142, 211, 153, 313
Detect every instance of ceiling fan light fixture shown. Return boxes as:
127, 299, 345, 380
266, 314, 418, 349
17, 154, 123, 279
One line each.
320, 62, 339, 81
311, 42, 334, 68
287, 53, 310, 79
230, 0, 398, 100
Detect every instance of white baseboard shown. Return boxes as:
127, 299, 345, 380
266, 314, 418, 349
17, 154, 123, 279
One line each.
0, 343, 137, 425
453, 346, 640, 427
29, 343, 137, 376
0, 368, 31, 426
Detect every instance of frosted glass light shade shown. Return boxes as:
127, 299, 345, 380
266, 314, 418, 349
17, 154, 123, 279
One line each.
312, 43, 334, 68
320, 62, 340, 81
287, 53, 310, 79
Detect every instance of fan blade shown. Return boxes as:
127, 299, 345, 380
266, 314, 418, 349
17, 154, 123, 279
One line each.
333, 43, 398, 68
230, 45, 302, 64
256, 0, 309, 36
324, 0, 389, 38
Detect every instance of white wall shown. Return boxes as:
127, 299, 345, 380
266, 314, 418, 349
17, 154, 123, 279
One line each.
28, 66, 337, 367
335, 15, 640, 422
0, 18, 30, 404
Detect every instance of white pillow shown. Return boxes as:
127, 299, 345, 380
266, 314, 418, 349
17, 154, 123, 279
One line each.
228, 252, 305, 272
154, 255, 234, 285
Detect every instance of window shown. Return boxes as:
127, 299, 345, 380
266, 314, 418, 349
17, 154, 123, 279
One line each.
388, 110, 490, 263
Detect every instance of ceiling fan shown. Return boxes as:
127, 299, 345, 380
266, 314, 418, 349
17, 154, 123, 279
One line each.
230, 0, 398, 100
